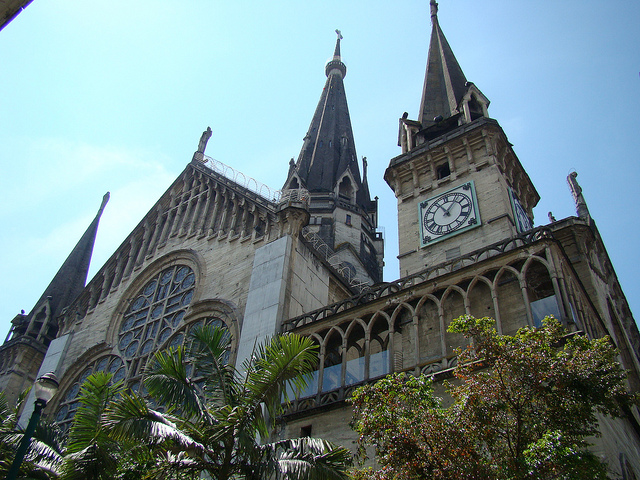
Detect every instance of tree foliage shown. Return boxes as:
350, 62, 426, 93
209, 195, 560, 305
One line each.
104, 325, 352, 479
350, 316, 637, 480
0, 327, 351, 479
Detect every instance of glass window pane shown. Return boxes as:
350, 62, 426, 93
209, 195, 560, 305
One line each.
369, 350, 389, 379
531, 295, 560, 327
321, 364, 341, 392
345, 357, 365, 386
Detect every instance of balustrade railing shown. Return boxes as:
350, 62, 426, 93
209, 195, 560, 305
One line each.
283, 226, 555, 331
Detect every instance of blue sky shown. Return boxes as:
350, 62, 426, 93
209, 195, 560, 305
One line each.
1, 1, 639, 335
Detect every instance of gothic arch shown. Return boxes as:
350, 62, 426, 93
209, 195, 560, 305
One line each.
344, 317, 368, 339
345, 320, 366, 386
522, 255, 553, 277
181, 299, 241, 366
441, 286, 467, 356
523, 258, 560, 327
184, 299, 240, 351
495, 265, 527, 334
336, 170, 358, 203
54, 341, 113, 396
467, 276, 496, 324
415, 293, 440, 312
390, 303, 415, 370
321, 327, 344, 393
416, 296, 442, 363
52, 349, 124, 433
369, 315, 391, 379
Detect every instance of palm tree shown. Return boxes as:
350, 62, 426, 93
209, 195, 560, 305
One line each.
0, 389, 63, 479
105, 325, 351, 480
59, 372, 137, 480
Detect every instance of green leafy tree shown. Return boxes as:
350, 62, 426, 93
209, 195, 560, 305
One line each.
350, 316, 637, 480
105, 325, 352, 479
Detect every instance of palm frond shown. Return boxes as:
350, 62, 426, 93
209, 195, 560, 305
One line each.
260, 437, 352, 480
188, 324, 238, 407
13, 386, 31, 419
65, 371, 122, 454
33, 419, 64, 455
245, 334, 318, 420
105, 391, 205, 453
142, 450, 208, 480
0, 392, 10, 425
144, 346, 208, 419
59, 441, 119, 480
25, 437, 63, 475
0, 391, 18, 435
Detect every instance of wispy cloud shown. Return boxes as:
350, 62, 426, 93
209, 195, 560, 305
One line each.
0, 139, 176, 329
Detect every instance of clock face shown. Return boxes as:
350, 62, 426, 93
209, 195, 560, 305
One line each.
509, 189, 533, 233
419, 182, 480, 246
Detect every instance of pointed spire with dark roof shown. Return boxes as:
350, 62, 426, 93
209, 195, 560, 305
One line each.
29, 192, 109, 321
418, 0, 470, 126
285, 31, 371, 210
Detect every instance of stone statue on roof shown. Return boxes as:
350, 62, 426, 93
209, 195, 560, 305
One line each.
197, 127, 212, 154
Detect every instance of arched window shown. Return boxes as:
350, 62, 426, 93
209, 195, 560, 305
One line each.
525, 261, 560, 327
369, 317, 390, 379
293, 337, 320, 399
496, 268, 527, 334
418, 299, 441, 362
338, 176, 354, 202
134, 316, 231, 400
442, 289, 466, 356
345, 323, 365, 386
321, 332, 342, 392
55, 355, 125, 434
118, 265, 196, 381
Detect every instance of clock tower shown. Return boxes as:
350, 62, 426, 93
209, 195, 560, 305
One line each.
384, 0, 539, 278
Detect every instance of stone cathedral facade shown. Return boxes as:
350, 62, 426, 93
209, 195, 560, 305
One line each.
1, 2, 639, 476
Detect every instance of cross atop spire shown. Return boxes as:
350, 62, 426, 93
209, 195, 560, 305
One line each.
326, 29, 347, 78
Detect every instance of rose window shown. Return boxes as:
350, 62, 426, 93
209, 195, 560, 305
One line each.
118, 265, 196, 382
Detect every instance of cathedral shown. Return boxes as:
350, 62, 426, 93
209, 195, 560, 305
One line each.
1, 1, 639, 476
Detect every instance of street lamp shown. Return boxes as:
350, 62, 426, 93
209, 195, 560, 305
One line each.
6, 372, 59, 480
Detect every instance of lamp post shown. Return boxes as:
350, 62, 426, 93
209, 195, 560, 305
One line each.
6, 372, 59, 480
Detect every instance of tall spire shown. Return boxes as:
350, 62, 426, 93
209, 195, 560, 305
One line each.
285, 31, 371, 210
418, 0, 470, 126
29, 193, 109, 321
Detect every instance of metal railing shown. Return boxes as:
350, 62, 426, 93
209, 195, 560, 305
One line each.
284, 226, 556, 331
301, 227, 370, 293
197, 154, 308, 206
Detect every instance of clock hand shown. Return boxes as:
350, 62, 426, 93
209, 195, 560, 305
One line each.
436, 203, 449, 216
443, 201, 455, 216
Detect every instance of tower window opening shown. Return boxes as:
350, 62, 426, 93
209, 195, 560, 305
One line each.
346, 214, 352, 226
437, 163, 450, 179
338, 176, 354, 202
